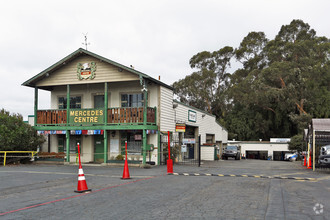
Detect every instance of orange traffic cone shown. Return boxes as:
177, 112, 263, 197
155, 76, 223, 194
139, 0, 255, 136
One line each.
74, 143, 91, 193
307, 155, 312, 169
75, 167, 91, 193
121, 141, 131, 179
303, 155, 307, 166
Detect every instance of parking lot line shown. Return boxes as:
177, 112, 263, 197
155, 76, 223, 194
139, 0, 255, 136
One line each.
0, 175, 159, 217
169, 173, 317, 181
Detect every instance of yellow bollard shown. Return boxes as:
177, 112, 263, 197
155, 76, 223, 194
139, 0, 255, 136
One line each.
4, 152, 7, 167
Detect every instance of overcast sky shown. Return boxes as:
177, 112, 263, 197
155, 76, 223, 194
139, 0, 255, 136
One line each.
1, 0, 329, 120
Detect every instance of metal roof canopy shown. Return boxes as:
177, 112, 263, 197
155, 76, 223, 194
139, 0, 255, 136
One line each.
309, 119, 330, 145
304, 119, 330, 171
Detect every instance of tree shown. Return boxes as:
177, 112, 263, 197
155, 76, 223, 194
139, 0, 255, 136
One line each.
288, 134, 305, 152
0, 109, 45, 151
173, 46, 233, 114
173, 19, 330, 141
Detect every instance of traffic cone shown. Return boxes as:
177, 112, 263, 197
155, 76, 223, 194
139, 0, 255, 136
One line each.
303, 155, 307, 166
121, 159, 131, 179
307, 155, 312, 169
121, 141, 131, 179
74, 167, 92, 193
74, 143, 91, 193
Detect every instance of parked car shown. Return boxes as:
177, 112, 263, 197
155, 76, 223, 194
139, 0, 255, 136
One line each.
319, 145, 330, 165
222, 145, 240, 160
284, 153, 297, 161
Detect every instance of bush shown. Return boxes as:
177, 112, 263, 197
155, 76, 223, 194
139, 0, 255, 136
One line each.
0, 109, 45, 151
116, 155, 124, 160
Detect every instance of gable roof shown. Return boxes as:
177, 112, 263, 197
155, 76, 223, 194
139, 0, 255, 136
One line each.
22, 48, 173, 90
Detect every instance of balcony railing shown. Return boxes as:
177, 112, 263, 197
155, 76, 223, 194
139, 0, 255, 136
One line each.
36, 107, 156, 126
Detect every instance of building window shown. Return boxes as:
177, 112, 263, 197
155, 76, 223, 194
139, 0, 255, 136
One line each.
121, 93, 144, 107
58, 135, 80, 154
59, 96, 81, 109
120, 130, 142, 155
206, 134, 215, 144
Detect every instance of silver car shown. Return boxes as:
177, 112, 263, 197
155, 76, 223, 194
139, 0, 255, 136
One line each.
319, 145, 330, 165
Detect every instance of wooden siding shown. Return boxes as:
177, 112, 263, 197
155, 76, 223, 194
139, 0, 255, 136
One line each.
175, 102, 227, 144
36, 55, 139, 87
159, 86, 175, 132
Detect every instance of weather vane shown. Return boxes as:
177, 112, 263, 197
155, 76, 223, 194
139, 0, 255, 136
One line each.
82, 33, 90, 50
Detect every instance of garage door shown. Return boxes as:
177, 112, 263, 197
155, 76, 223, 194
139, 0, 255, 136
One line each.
246, 151, 268, 160
273, 151, 291, 161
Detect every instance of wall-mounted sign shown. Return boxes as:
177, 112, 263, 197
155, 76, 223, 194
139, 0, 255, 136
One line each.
69, 109, 104, 125
176, 123, 186, 132
181, 145, 187, 153
188, 110, 197, 122
183, 138, 196, 144
77, 62, 97, 80
134, 134, 142, 140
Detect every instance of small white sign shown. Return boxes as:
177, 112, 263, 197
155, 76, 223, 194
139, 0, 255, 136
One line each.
188, 110, 197, 122
181, 145, 187, 153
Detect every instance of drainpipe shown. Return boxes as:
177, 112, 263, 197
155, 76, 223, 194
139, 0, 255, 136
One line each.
104, 82, 108, 163
34, 87, 38, 127
141, 77, 148, 166
66, 85, 70, 162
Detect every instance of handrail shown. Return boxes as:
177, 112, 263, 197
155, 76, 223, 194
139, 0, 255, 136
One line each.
36, 107, 157, 126
0, 151, 38, 167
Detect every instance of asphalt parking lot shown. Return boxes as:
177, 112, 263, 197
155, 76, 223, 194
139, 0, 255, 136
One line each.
0, 160, 329, 219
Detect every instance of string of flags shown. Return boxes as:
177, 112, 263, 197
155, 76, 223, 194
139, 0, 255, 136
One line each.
38, 130, 156, 135
37, 130, 104, 135
146, 130, 158, 134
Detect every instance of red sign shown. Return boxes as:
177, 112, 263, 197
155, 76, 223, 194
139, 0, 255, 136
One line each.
176, 123, 186, 132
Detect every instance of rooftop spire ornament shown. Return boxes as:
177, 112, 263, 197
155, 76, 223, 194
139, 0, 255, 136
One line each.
82, 33, 90, 50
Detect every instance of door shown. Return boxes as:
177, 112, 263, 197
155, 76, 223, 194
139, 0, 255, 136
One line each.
94, 135, 104, 162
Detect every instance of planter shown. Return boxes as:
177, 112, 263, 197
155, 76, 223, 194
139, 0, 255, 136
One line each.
36, 158, 64, 161
106, 160, 141, 164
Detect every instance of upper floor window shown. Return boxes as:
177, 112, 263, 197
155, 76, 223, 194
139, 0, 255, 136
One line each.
121, 93, 144, 107
59, 96, 81, 109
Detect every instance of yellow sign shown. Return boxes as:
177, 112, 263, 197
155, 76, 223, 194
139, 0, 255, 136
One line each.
176, 123, 186, 132
69, 109, 104, 124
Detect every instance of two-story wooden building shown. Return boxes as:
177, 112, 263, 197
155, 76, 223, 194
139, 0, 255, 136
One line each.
23, 48, 227, 165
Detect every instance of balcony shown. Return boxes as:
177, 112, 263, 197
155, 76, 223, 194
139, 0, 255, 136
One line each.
36, 107, 156, 126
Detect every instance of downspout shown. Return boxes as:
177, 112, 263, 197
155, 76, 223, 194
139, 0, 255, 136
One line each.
34, 87, 38, 127
66, 85, 70, 162
104, 82, 108, 164
141, 76, 148, 165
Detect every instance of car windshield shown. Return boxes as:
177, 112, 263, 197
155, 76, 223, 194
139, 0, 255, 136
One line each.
226, 146, 237, 150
